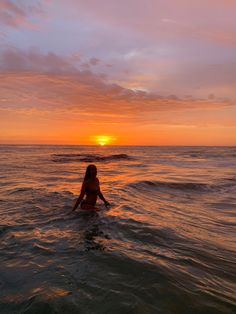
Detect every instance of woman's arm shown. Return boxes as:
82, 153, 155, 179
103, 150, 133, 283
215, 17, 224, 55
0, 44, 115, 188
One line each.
72, 181, 87, 211
97, 181, 110, 206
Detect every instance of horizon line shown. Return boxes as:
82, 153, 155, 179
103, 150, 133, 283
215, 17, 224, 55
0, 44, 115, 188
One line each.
0, 143, 236, 147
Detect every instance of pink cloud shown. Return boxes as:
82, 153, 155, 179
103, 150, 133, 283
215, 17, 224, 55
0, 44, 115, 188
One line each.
0, 48, 234, 129
0, 73, 232, 124
0, 47, 77, 73
0, 0, 44, 29
65, 0, 236, 46
89, 58, 100, 66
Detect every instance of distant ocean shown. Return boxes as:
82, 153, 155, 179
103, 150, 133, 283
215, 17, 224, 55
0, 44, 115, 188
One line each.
0, 145, 235, 314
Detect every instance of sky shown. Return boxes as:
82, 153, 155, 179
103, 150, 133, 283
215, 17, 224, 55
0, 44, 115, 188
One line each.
0, 0, 236, 145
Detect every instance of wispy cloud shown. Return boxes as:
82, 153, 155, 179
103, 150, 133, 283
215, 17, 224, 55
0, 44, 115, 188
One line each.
0, 0, 45, 29
0, 48, 232, 126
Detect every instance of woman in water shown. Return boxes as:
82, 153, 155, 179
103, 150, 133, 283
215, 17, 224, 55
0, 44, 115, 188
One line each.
72, 164, 110, 211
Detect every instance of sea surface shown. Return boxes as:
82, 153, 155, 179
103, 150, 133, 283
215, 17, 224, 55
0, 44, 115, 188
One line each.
0, 145, 235, 314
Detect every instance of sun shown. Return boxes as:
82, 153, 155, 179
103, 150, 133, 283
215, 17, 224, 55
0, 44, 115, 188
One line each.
96, 135, 111, 146
90, 135, 117, 146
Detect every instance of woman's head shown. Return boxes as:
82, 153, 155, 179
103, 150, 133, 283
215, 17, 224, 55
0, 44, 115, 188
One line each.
84, 164, 97, 180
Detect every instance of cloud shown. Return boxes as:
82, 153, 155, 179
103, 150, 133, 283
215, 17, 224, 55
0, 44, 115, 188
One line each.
0, 48, 233, 126
2, 1, 234, 103
65, 0, 236, 47
89, 58, 100, 66
0, 0, 44, 29
154, 61, 236, 100
0, 47, 78, 73
160, 18, 236, 46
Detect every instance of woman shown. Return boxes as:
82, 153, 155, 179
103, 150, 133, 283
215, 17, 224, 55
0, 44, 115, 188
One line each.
72, 164, 110, 211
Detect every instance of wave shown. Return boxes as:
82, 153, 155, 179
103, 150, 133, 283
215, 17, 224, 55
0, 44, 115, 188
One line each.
128, 180, 212, 192
51, 153, 132, 163
8, 187, 46, 195
180, 150, 236, 159
127, 179, 236, 193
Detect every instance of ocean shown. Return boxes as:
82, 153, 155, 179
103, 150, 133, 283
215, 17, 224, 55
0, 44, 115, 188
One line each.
0, 145, 235, 314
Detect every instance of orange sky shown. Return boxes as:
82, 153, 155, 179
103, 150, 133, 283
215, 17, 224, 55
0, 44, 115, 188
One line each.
0, 0, 236, 145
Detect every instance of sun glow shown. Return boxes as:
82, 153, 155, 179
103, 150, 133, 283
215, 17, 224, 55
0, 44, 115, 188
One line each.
90, 135, 117, 146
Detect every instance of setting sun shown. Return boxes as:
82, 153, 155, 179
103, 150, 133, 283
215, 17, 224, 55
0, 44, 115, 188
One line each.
89, 135, 117, 146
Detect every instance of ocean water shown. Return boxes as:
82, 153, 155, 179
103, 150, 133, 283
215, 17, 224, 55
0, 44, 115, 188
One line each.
0, 145, 235, 314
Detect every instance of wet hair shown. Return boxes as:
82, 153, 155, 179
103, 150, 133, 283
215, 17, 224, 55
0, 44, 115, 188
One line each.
84, 164, 97, 181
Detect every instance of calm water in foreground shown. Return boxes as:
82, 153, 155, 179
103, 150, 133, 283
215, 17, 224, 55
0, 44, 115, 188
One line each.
0, 145, 235, 314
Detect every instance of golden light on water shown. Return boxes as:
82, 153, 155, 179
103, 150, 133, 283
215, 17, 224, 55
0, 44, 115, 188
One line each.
90, 135, 117, 146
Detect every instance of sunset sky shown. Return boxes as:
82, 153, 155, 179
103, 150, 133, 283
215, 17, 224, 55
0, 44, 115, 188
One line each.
0, 0, 236, 145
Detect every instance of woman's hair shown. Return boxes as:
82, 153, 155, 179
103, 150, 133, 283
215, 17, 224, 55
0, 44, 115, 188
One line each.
83, 164, 97, 181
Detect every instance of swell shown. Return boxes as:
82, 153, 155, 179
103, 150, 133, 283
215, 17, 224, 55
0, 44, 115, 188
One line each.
127, 179, 236, 192
51, 153, 133, 163
127, 180, 211, 192
6, 187, 73, 199
179, 148, 236, 159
